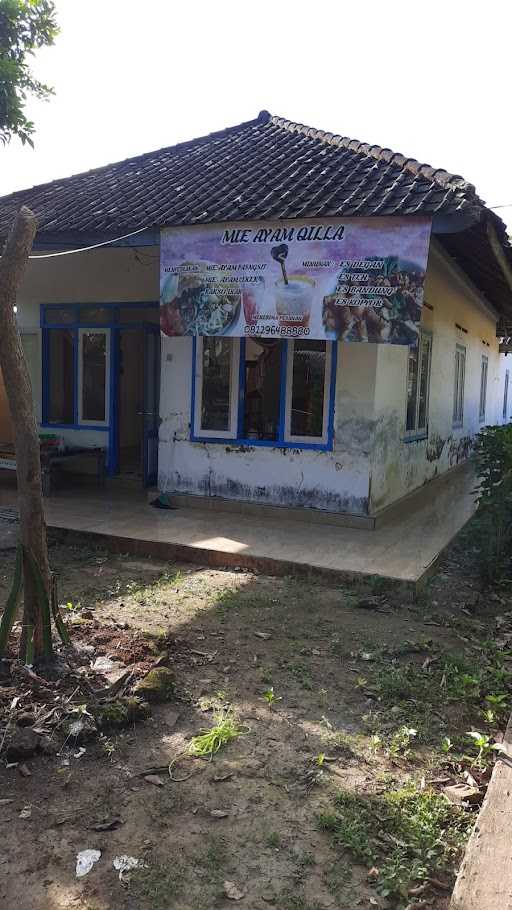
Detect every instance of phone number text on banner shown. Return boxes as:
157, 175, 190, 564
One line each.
160, 217, 432, 345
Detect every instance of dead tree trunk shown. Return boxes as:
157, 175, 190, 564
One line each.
0, 206, 51, 663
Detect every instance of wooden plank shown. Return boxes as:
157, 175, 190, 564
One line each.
450, 715, 512, 910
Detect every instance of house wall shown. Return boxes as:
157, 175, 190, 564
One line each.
159, 242, 508, 517
14, 245, 158, 452
498, 351, 512, 423
369, 242, 503, 513
158, 337, 375, 513
11, 238, 510, 516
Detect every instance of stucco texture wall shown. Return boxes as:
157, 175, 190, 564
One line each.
158, 338, 375, 514
369, 242, 505, 513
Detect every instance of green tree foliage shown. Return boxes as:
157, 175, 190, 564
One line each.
473, 424, 512, 581
0, 0, 58, 146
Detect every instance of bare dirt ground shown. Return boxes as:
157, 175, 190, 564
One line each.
0, 525, 509, 910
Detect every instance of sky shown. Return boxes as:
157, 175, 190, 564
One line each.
2, 0, 512, 231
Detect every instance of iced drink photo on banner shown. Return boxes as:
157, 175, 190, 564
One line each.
271, 244, 315, 329
275, 275, 315, 328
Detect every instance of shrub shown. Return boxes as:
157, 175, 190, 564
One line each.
473, 424, 512, 582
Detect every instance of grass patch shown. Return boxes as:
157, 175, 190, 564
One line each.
266, 831, 281, 848
322, 860, 353, 902
125, 568, 183, 600
277, 891, 324, 910
130, 862, 185, 909
318, 786, 472, 905
287, 661, 313, 690
366, 647, 512, 742
187, 710, 249, 759
214, 588, 277, 612
202, 835, 228, 875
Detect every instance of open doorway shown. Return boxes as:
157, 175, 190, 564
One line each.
117, 321, 160, 485
118, 329, 144, 478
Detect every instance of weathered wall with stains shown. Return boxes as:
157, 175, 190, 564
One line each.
158, 241, 511, 515
14, 241, 511, 515
158, 338, 376, 514
369, 242, 504, 513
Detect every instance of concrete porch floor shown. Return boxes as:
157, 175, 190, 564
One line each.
0, 462, 477, 586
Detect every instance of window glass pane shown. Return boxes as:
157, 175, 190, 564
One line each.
454, 347, 465, 425
45, 306, 75, 325
417, 336, 431, 430
480, 357, 488, 419
406, 345, 419, 431
201, 338, 232, 432
290, 340, 326, 438
82, 332, 107, 421
452, 352, 459, 423
79, 306, 110, 324
243, 339, 281, 440
118, 306, 159, 324
48, 329, 74, 423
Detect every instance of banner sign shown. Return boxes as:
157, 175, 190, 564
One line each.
160, 217, 432, 344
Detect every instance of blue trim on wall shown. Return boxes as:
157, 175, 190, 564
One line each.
108, 329, 119, 475
40, 423, 109, 432
40, 301, 159, 475
327, 342, 338, 450
190, 339, 337, 453
189, 435, 333, 452
41, 329, 50, 424
237, 339, 246, 439
72, 328, 79, 424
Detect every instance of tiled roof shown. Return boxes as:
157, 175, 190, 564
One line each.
0, 110, 490, 235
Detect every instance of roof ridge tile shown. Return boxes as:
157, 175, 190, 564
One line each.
270, 113, 478, 199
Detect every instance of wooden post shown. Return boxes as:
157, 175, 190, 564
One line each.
0, 207, 52, 662
450, 714, 512, 909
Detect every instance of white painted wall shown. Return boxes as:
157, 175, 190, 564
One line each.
10, 238, 511, 516
158, 243, 510, 516
158, 337, 375, 514
369, 242, 504, 512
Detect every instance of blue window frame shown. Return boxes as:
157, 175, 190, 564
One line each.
40, 301, 159, 474
191, 337, 337, 451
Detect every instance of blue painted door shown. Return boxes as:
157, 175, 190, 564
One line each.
143, 324, 161, 487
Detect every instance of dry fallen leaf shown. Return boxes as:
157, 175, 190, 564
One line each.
224, 880, 245, 901
144, 774, 164, 787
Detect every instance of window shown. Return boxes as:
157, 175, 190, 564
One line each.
194, 337, 240, 438
504, 371, 509, 421
405, 331, 432, 436
286, 339, 330, 442
42, 302, 159, 432
453, 344, 466, 427
479, 355, 488, 422
48, 329, 75, 424
243, 338, 281, 440
192, 338, 334, 449
78, 330, 109, 423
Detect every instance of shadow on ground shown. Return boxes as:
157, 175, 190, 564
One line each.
0, 525, 495, 910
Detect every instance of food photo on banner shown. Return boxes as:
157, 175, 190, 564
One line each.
160, 217, 432, 345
